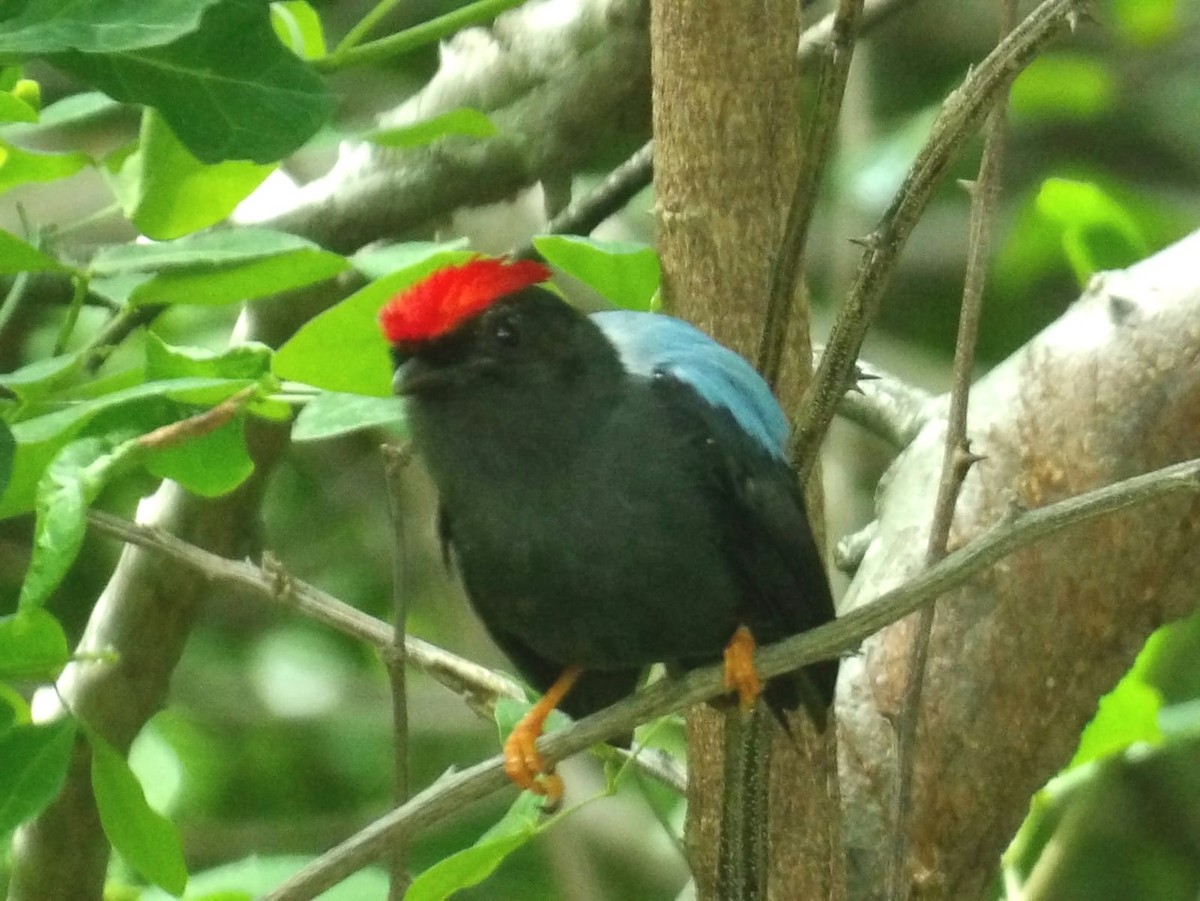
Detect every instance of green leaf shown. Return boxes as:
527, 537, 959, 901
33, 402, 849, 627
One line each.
350, 239, 469, 280
130, 250, 348, 307
90, 227, 325, 275
104, 111, 275, 240
90, 731, 188, 896
365, 108, 498, 149
406, 793, 545, 901
1070, 677, 1163, 767
0, 717, 75, 836
291, 392, 404, 441
1035, 178, 1149, 284
0, 354, 83, 403
146, 335, 272, 382
0, 229, 71, 274
0, 137, 89, 196
532, 235, 660, 312
50, 0, 333, 164
1, 91, 118, 138
0, 419, 13, 501
1011, 54, 1114, 122
0, 609, 70, 681
0, 0, 223, 54
18, 433, 142, 609
270, 1, 327, 60
145, 412, 254, 498
275, 244, 472, 396
0, 91, 38, 124
1, 377, 249, 518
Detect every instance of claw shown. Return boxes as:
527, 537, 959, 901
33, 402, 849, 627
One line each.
723, 625, 762, 709
502, 666, 581, 804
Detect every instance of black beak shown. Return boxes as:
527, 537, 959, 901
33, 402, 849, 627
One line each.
394, 359, 450, 396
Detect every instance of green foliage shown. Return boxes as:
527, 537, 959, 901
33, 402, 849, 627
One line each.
90, 729, 189, 895
103, 112, 276, 240
406, 793, 547, 901
0, 0, 224, 55
0, 717, 75, 836
533, 235, 661, 312
0, 609, 69, 680
273, 243, 472, 397
366, 108, 498, 149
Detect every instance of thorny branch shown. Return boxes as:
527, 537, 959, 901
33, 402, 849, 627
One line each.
885, 0, 1017, 895
261, 456, 1200, 900
789, 0, 1091, 482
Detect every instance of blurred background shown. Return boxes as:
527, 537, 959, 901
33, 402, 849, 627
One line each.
1, 0, 1198, 898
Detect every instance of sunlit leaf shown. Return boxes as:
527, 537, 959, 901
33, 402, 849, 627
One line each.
533, 235, 660, 312
274, 244, 473, 396
91, 731, 188, 895
0, 609, 70, 681
0, 137, 89, 196
18, 433, 141, 609
406, 793, 546, 901
104, 111, 275, 240
270, 1, 327, 60
291, 392, 405, 441
366, 108, 498, 149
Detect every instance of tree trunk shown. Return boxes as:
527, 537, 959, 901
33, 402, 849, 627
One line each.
650, 2, 845, 898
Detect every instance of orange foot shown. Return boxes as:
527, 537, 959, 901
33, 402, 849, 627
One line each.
723, 625, 762, 710
502, 666, 582, 805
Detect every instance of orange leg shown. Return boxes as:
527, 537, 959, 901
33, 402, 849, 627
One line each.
723, 625, 762, 710
503, 666, 582, 803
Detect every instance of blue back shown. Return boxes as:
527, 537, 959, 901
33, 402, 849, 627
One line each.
591, 310, 788, 460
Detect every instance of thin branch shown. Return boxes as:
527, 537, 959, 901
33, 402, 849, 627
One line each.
85, 509, 525, 714
758, 0, 864, 388
886, 0, 1016, 895
381, 443, 415, 901
315, 0, 527, 73
514, 141, 655, 259
797, 0, 923, 66
263, 456, 1200, 900
788, 0, 1091, 481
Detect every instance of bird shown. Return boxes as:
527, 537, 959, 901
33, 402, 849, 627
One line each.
379, 256, 837, 801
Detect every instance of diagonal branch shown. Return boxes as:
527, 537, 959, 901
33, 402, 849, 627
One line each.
263, 456, 1200, 900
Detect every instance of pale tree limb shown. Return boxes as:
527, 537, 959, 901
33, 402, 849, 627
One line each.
885, 1, 1017, 896
262, 452, 1200, 901
839, 228, 1200, 899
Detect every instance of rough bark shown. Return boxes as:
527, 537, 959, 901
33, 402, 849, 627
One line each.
839, 230, 1200, 899
650, 2, 843, 899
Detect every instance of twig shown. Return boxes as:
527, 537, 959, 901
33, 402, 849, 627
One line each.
788, 0, 1090, 482
262, 456, 1200, 900
315, 0, 526, 73
381, 443, 415, 900
514, 141, 655, 259
886, 2, 1016, 895
758, 0, 865, 389
85, 509, 525, 713
136, 387, 257, 450
797, 0, 923, 66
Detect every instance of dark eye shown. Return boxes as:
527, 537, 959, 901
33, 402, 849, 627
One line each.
492, 315, 520, 347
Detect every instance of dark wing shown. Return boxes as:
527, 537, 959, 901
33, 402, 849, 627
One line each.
656, 375, 838, 729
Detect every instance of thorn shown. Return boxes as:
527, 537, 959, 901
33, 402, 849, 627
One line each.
848, 232, 875, 248
957, 178, 977, 195
1108, 293, 1138, 325
953, 441, 986, 474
